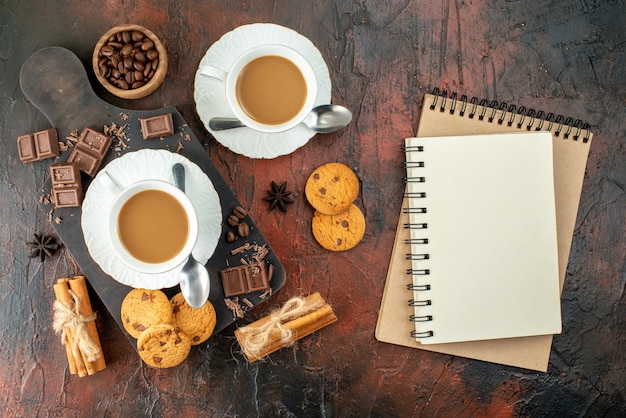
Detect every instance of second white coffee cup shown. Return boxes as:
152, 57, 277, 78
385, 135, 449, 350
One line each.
201, 44, 318, 133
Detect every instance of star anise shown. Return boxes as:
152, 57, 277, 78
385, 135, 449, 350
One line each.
26, 233, 59, 262
263, 181, 295, 212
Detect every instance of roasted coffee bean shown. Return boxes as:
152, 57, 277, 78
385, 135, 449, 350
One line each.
233, 205, 248, 219
146, 49, 159, 60
97, 29, 160, 90
100, 45, 114, 56
131, 30, 144, 42
141, 39, 154, 51
237, 222, 250, 238
134, 51, 146, 63
225, 230, 237, 243
227, 214, 240, 227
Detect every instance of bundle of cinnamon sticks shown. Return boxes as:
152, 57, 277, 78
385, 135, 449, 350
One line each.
234, 292, 337, 362
52, 276, 106, 377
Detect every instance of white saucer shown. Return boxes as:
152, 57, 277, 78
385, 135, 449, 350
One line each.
81, 149, 222, 289
194, 23, 332, 159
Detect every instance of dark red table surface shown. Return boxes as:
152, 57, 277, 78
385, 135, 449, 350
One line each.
1, 1, 624, 417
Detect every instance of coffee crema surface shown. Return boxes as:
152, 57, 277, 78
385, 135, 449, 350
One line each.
117, 189, 189, 264
235, 55, 307, 125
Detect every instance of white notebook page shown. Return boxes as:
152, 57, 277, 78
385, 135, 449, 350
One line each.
404, 132, 562, 344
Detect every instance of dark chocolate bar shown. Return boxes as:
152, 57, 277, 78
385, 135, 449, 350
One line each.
220, 261, 270, 297
140, 113, 174, 139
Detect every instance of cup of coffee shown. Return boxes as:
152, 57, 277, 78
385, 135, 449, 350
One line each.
201, 44, 317, 133
107, 179, 199, 274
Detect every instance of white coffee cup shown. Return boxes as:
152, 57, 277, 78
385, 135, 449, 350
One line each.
201, 44, 318, 133
107, 179, 199, 274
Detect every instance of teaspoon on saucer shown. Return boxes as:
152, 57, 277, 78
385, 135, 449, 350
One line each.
209, 104, 352, 133
172, 163, 210, 308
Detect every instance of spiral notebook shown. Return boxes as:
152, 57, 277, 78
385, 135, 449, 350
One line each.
375, 90, 593, 370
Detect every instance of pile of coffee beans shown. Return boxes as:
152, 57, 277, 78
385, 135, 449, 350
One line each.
97, 30, 160, 90
225, 205, 250, 243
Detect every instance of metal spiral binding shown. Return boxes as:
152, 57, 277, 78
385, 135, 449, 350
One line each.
410, 314, 433, 322
411, 330, 434, 338
429, 87, 591, 142
402, 139, 433, 340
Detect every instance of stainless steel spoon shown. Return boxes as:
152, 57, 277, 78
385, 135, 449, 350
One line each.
172, 163, 210, 308
208, 104, 353, 133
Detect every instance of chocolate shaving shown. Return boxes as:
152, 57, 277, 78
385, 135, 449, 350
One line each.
224, 297, 245, 319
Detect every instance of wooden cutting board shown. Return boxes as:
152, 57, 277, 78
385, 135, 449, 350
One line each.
20, 46, 286, 347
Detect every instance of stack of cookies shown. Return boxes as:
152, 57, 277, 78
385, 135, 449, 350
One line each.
120, 289, 216, 368
305, 162, 366, 251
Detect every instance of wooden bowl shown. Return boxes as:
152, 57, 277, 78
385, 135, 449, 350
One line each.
92, 24, 167, 99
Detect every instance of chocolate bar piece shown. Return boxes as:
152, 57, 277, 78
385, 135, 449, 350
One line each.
17, 128, 59, 162
49, 162, 83, 208
67, 127, 112, 176
17, 134, 37, 162
52, 185, 83, 208
78, 128, 111, 153
33, 128, 59, 159
140, 113, 174, 139
50, 162, 80, 187
220, 261, 270, 297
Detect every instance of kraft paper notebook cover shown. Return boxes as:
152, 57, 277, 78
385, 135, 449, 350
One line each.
375, 89, 593, 371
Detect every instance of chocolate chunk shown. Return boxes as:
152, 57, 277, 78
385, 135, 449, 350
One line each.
67, 146, 101, 176
140, 113, 174, 139
33, 128, 59, 159
17, 128, 59, 162
49, 162, 83, 208
52, 185, 83, 208
17, 135, 37, 162
220, 261, 270, 297
78, 127, 112, 153
67, 127, 112, 176
50, 162, 80, 186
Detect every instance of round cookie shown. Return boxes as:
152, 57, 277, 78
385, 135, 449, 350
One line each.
305, 163, 359, 215
170, 293, 217, 346
311, 204, 366, 251
137, 323, 191, 368
121, 288, 172, 339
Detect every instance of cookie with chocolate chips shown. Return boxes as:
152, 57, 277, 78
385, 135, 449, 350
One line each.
121, 288, 172, 338
311, 204, 366, 251
170, 292, 216, 346
305, 162, 359, 215
137, 323, 191, 368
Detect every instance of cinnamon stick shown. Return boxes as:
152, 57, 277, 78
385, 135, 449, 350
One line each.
67, 276, 106, 374
234, 292, 337, 362
53, 279, 87, 377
